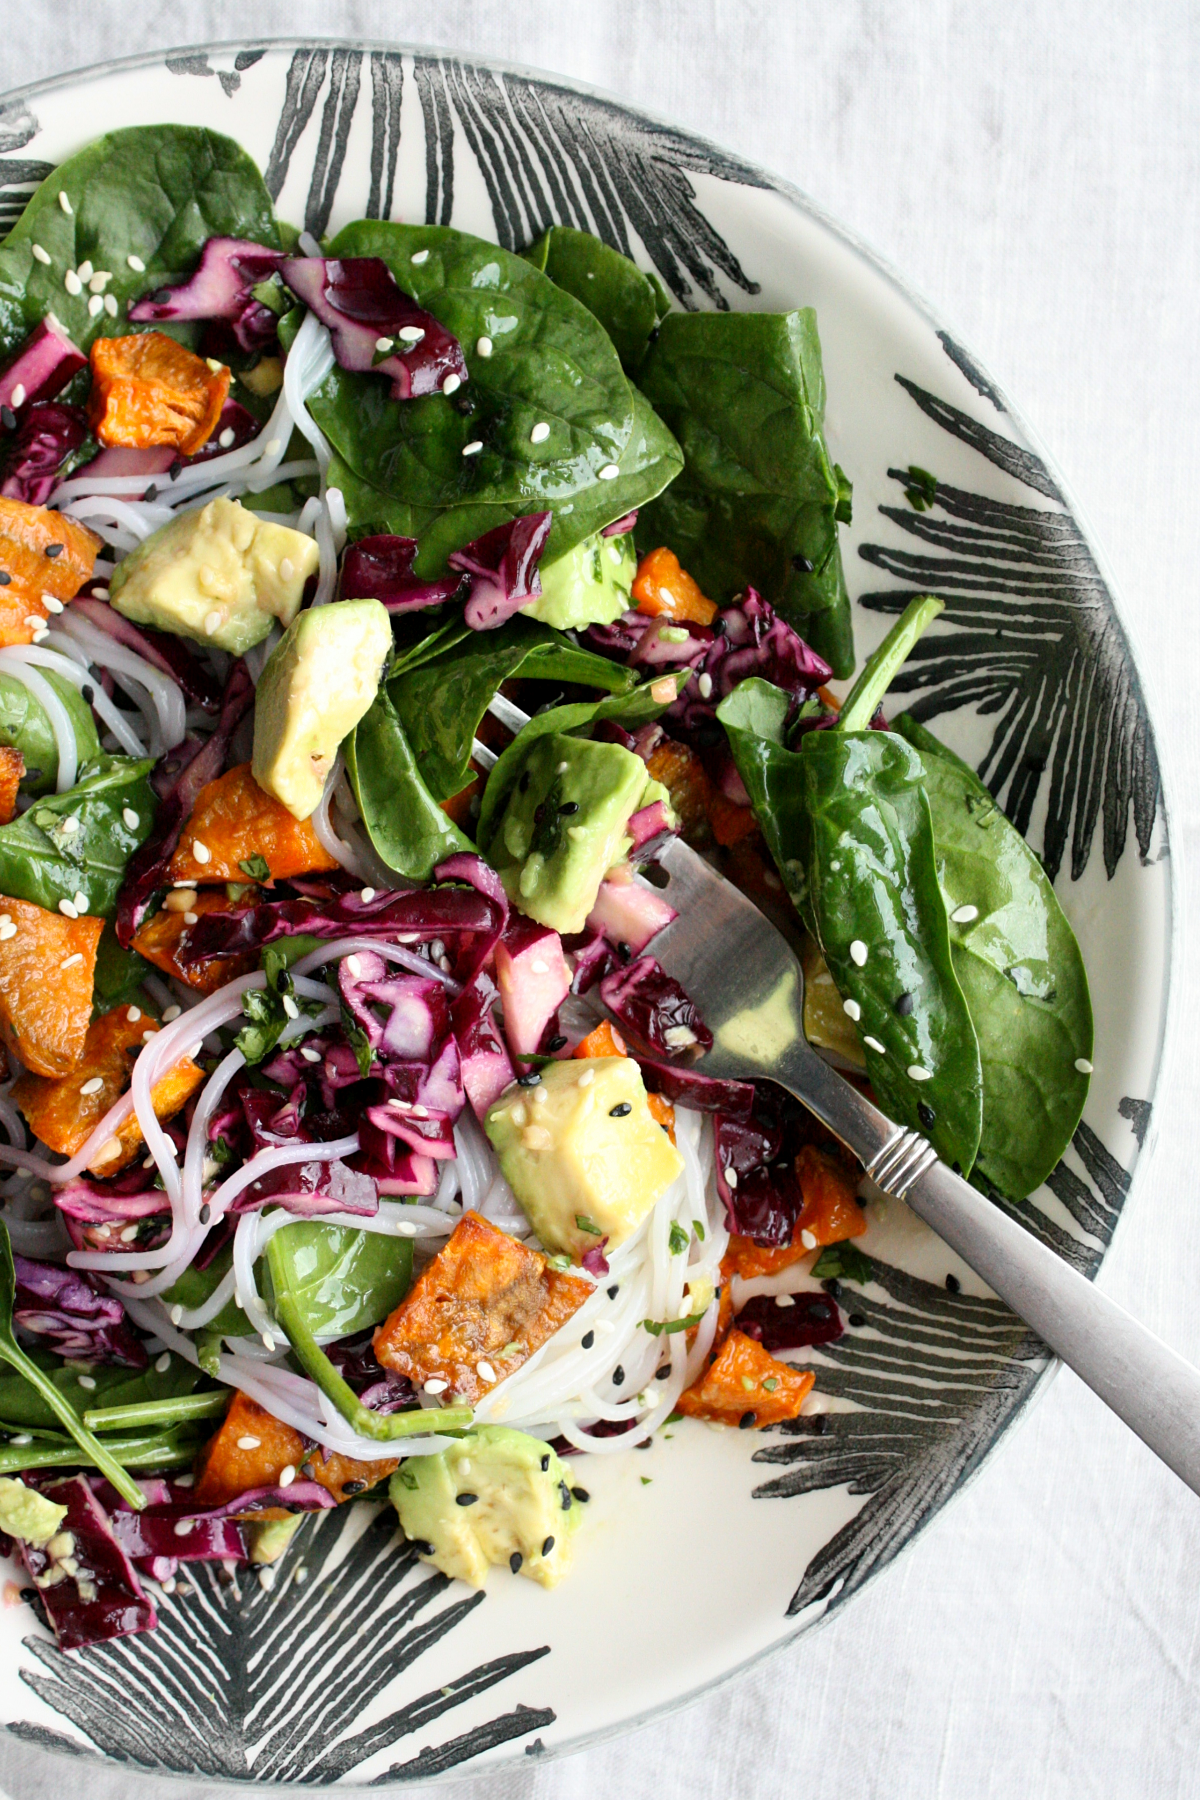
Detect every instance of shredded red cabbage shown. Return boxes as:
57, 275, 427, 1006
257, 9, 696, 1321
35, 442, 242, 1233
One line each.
0, 401, 88, 504
281, 257, 467, 399
601, 511, 638, 537
12, 1254, 147, 1367
128, 237, 286, 352
599, 956, 712, 1059
340, 534, 463, 613
176, 883, 498, 974
325, 1330, 416, 1413
449, 512, 552, 630
21, 1475, 155, 1651
585, 878, 676, 955
449, 970, 515, 1118
637, 1057, 755, 1119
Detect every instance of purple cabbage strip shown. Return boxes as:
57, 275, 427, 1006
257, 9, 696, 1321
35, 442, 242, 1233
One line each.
111, 1482, 335, 1568
176, 883, 498, 973
450, 970, 515, 1119
626, 800, 676, 860
186, 397, 261, 463
352, 1126, 439, 1195
0, 316, 87, 416
433, 853, 509, 983
339, 534, 464, 614
72, 599, 223, 712
115, 658, 255, 946
564, 931, 616, 995
21, 1475, 155, 1652
637, 1057, 755, 1119
0, 401, 88, 504
734, 1290, 844, 1352
12, 1254, 147, 1368
714, 1111, 795, 1246
670, 589, 831, 731
599, 957, 713, 1059
234, 1086, 378, 1217
581, 1238, 610, 1277
449, 512, 552, 631
325, 1330, 416, 1414
281, 257, 467, 399
601, 511, 638, 537
128, 237, 286, 353
338, 953, 451, 1061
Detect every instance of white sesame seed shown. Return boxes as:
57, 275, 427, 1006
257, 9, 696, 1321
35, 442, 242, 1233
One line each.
104, 292, 119, 317
31, 244, 51, 265
951, 903, 979, 925
58, 899, 78, 919
775, 1293, 796, 1308
79, 1076, 104, 1096
475, 334, 494, 357
278, 1465, 296, 1488
461, 440, 483, 456
301, 1046, 321, 1063
58, 191, 72, 215
411, 249, 430, 264
42, 594, 63, 613
577, 1068, 595, 1087
173, 1517, 195, 1538
73, 891, 88, 912
264, 438, 282, 456
0, 923, 16, 941
162, 1005, 181, 1022
60, 815, 80, 835
126, 1005, 141, 1022
843, 998, 862, 1021
598, 463, 620, 480
191, 839, 211, 864
203, 610, 222, 637
87, 294, 104, 318
375, 335, 395, 352
698, 672, 714, 699
237, 1436, 261, 1451
530, 421, 550, 444
218, 427, 236, 449
261, 1332, 275, 1352
1075, 1057, 1093, 1074
863, 1035, 886, 1054
127, 253, 145, 272
77, 260, 94, 282
397, 1221, 417, 1236
725, 1165, 739, 1188
282, 995, 299, 1020
907, 1065, 933, 1082
278, 557, 295, 584
360, 887, 376, 902
169, 1305, 183, 1325
182, 912, 199, 926
23, 615, 44, 631
529, 958, 548, 974
293, 1565, 309, 1586
120, 1224, 138, 1242
476, 1361, 497, 1383
800, 1228, 818, 1250
189, 1043, 203, 1061
141, 1029, 156, 1043
346, 954, 362, 977
31, 629, 48, 644
155, 1352, 171, 1373
442, 373, 461, 395
423, 1378, 448, 1395
10, 384, 25, 409
849, 939, 868, 966
258, 1567, 276, 1591
123, 808, 139, 829
91, 585, 109, 600
76, 1374, 96, 1392
164, 889, 197, 912
88, 271, 110, 293
662, 1024, 697, 1049
398, 324, 425, 343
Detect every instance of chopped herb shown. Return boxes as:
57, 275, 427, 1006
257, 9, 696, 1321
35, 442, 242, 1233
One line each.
668, 1222, 689, 1255
693, 1220, 706, 1241
811, 1239, 873, 1285
397, 1467, 418, 1490
640, 1475, 652, 1485
642, 1313, 704, 1336
904, 464, 939, 511
762, 1377, 779, 1392
238, 853, 271, 882
548, 1253, 573, 1271
574, 1214, 603, 1236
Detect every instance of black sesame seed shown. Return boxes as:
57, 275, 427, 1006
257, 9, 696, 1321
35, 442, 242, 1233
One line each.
43, 543, 63, 558
168, 457, 183, 480
581, 1330, 595, 1350
811, 1413, 830, 1435
545, 1034, 567, 1052
655, 1365, 670, 1380
917, 1102, 936, 1130
559, 1480, 572, 1510
558, 800, 580, 815
609, 1101, 632, 1117
612, 1365, 625, 1386
945, 1273, 961, 1293
607, 1284, 619, 1299
517, 1071, 541, 1087
19, 1587, 37, 1604
81, 685, 95, 704
343, 1479, 366, 1494
0, 572, 11, 584
509, 1550, 523, 1573
710, 615, 727, 636
739, 1410, 756, 1428
455, 1492, 479, 1507
143, 484, 159, 504
894, 991, 914, 1017
198, 1202, 211, 1225
616, 941, 632, 963
541, 1535, 555, 1557
413, 1539, 435, 1555
540, 1453, 550, 1472
452, 392, 477, 415
0, 407, 15, 432
571, 1486, 590, 1503
635, 1438, 653, 1449
791, 553, 815, 573
848, 1312, 866, 1328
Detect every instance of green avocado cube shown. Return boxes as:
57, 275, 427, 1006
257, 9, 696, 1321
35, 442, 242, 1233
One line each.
488, 732, 651, 934
521, 529, 635, 630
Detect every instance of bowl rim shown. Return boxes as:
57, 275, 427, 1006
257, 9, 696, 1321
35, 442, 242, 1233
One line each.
0, 36, 1178, 1788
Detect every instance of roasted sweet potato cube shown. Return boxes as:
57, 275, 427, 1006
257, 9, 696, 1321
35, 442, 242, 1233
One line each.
0, 747, 23, 825
645, 739, 713, 845
0, 898, 102, 1076
13, 1002, 204, 1173
193, 1390, 397, 1516
676, 1329, 814, 1427
0, 500, 101, 647
572, 1019, 627, 1059
132, 887, 256, 995
720, 1146, 865, 1281
708, 791, 760, 848
168, 763, 340, 885
632, 547, 717, 625
88, 332, 229, 457
373, 1211, 590, 1406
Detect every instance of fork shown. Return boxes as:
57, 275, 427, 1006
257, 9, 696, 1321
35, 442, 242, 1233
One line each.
650, 833, 1200, 1497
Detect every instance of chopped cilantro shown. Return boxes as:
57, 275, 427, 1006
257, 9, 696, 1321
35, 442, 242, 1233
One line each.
811, 1239, 873, 1285
238, 853, 271, 882
668, 1222, 689, 1255
642, 1314, 704, 1337
575, 1214, 603, 1236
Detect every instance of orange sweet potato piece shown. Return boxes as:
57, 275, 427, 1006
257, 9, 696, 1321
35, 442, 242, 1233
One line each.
0, 747, 23, 826
168, 763, 339, 884
647, 1091, 676, 1143
132, 887, 256, 995
373, 1211, 590, 1406
721, 1146, 866, 1281
632, 547, 718, 626
708, 790, 760, 848
677, 1329, 814, 1427
0, 500, 102, 647
87, 332, 230, 456
0, 898, 102, 1077
573, 1019, 627, 1059
645, 738, 713, 845
193, 1390, 397, 1516
13, 1002, 204, 1173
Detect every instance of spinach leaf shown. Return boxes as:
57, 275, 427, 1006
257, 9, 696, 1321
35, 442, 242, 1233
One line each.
716, 678, 813, 918
161, 1245, 243, 1337
390, 614, 635, 801
0, 1338, 207, 1431
91, 922, 153, 1018
637, 309, 855, 676
307, 220, 681, 569
810, 1240, 873, 1284
0, 670, 100, 794
0, 125, 281, 357
0, 755, 156, 915
525, 225, 665, 373
476, 672, 689, 853
263, 1221, 413, 1339
0, 1224, 145, 1507
0, 1425, 208, 1478
894, 714, 1093, 1200
346, 685, 472, 882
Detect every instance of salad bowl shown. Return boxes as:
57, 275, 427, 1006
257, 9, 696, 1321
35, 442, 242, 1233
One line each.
0, 37, 1170, 1793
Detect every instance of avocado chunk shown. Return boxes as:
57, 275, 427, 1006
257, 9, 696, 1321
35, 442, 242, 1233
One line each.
252, 598, 393, 820
110, 496, 320, 655
390, 1425, 582, 1589
485, 1056, 683, 1259
0, 1476, 67, 1548
487, 731, 656, 934
246, 1514, 304, 1565
521, 529, 635, 630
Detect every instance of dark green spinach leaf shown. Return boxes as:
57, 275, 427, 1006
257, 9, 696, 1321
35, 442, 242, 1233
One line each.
161, 1244, 243, 1338
263, 1221, 413, 1339
894, 714, 1093, 1200
91, 921, 153, 1018
0, 670, 100, 794
524, 225, 664, 373
0, 1424, 208, 1477
810, 1240, 873, 1284
0, 755, 156, 915
0, 1337, 207, 1432
346, 686, 472, 882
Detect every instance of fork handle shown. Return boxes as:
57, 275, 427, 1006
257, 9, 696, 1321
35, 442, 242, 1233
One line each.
778, 1065, 1200, 1496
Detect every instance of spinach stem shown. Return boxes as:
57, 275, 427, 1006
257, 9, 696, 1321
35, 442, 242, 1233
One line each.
0, 1431, 202, 1477
837, 594, 944, 733
83, 1390, 229, 1432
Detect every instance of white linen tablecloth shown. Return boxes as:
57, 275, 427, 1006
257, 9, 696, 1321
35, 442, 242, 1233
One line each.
0, 3, 1197, 1796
